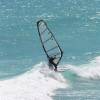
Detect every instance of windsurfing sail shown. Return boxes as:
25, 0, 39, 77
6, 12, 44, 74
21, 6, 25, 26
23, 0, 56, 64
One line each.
37, 20, 63, 67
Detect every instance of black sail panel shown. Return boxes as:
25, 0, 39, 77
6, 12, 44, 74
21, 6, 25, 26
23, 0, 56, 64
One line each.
37, 20, 63, 66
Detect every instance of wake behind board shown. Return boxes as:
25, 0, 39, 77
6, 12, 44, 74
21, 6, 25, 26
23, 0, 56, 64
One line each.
40, 67, 67, 74
57, 67, 69, 72
37, 20, 63, 71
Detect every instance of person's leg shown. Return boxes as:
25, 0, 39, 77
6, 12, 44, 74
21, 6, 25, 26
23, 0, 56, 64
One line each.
51, 62, 57, 71
54, 66, 57, 71
48, 62, 54, 70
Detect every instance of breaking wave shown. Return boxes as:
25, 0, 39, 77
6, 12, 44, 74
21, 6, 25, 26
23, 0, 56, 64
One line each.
62, 56, 100, 79
0, 62, 68, 100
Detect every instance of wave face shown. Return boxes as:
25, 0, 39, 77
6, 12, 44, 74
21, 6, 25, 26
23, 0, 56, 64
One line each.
0, 62, 68, 100
61, 56, 100, 80
52, 57, 100, 100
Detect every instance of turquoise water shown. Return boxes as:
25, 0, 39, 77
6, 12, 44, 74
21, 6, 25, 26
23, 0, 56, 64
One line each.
0, 0, 100, 100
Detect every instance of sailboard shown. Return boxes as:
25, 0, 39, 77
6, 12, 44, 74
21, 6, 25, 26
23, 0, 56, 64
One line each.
37, 20, 63, 69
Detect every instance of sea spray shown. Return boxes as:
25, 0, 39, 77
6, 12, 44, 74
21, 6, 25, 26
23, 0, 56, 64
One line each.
0, 62, 68, 100
63, 56, 100, 79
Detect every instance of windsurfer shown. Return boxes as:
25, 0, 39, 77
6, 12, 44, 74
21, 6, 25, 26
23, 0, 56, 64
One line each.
48, 56, 57, 71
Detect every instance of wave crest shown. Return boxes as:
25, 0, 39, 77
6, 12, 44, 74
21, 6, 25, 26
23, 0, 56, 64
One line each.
0, 62, 68, 100
63, 56, 100, 79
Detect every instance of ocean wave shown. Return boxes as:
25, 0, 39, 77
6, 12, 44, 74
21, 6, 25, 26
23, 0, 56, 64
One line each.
0, 62, 68, 100
62, 56, 100, 79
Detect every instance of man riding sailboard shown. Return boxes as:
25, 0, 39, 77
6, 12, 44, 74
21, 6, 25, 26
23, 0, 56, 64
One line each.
48, 56, 57, 71
37, 20, 63, 72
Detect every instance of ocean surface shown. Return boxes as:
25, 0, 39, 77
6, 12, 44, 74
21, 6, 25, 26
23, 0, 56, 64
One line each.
0, 0, 100, 100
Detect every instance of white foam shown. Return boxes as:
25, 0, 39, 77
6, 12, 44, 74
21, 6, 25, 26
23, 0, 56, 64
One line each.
0, 62, 68, 100
63, 56, 100, 79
